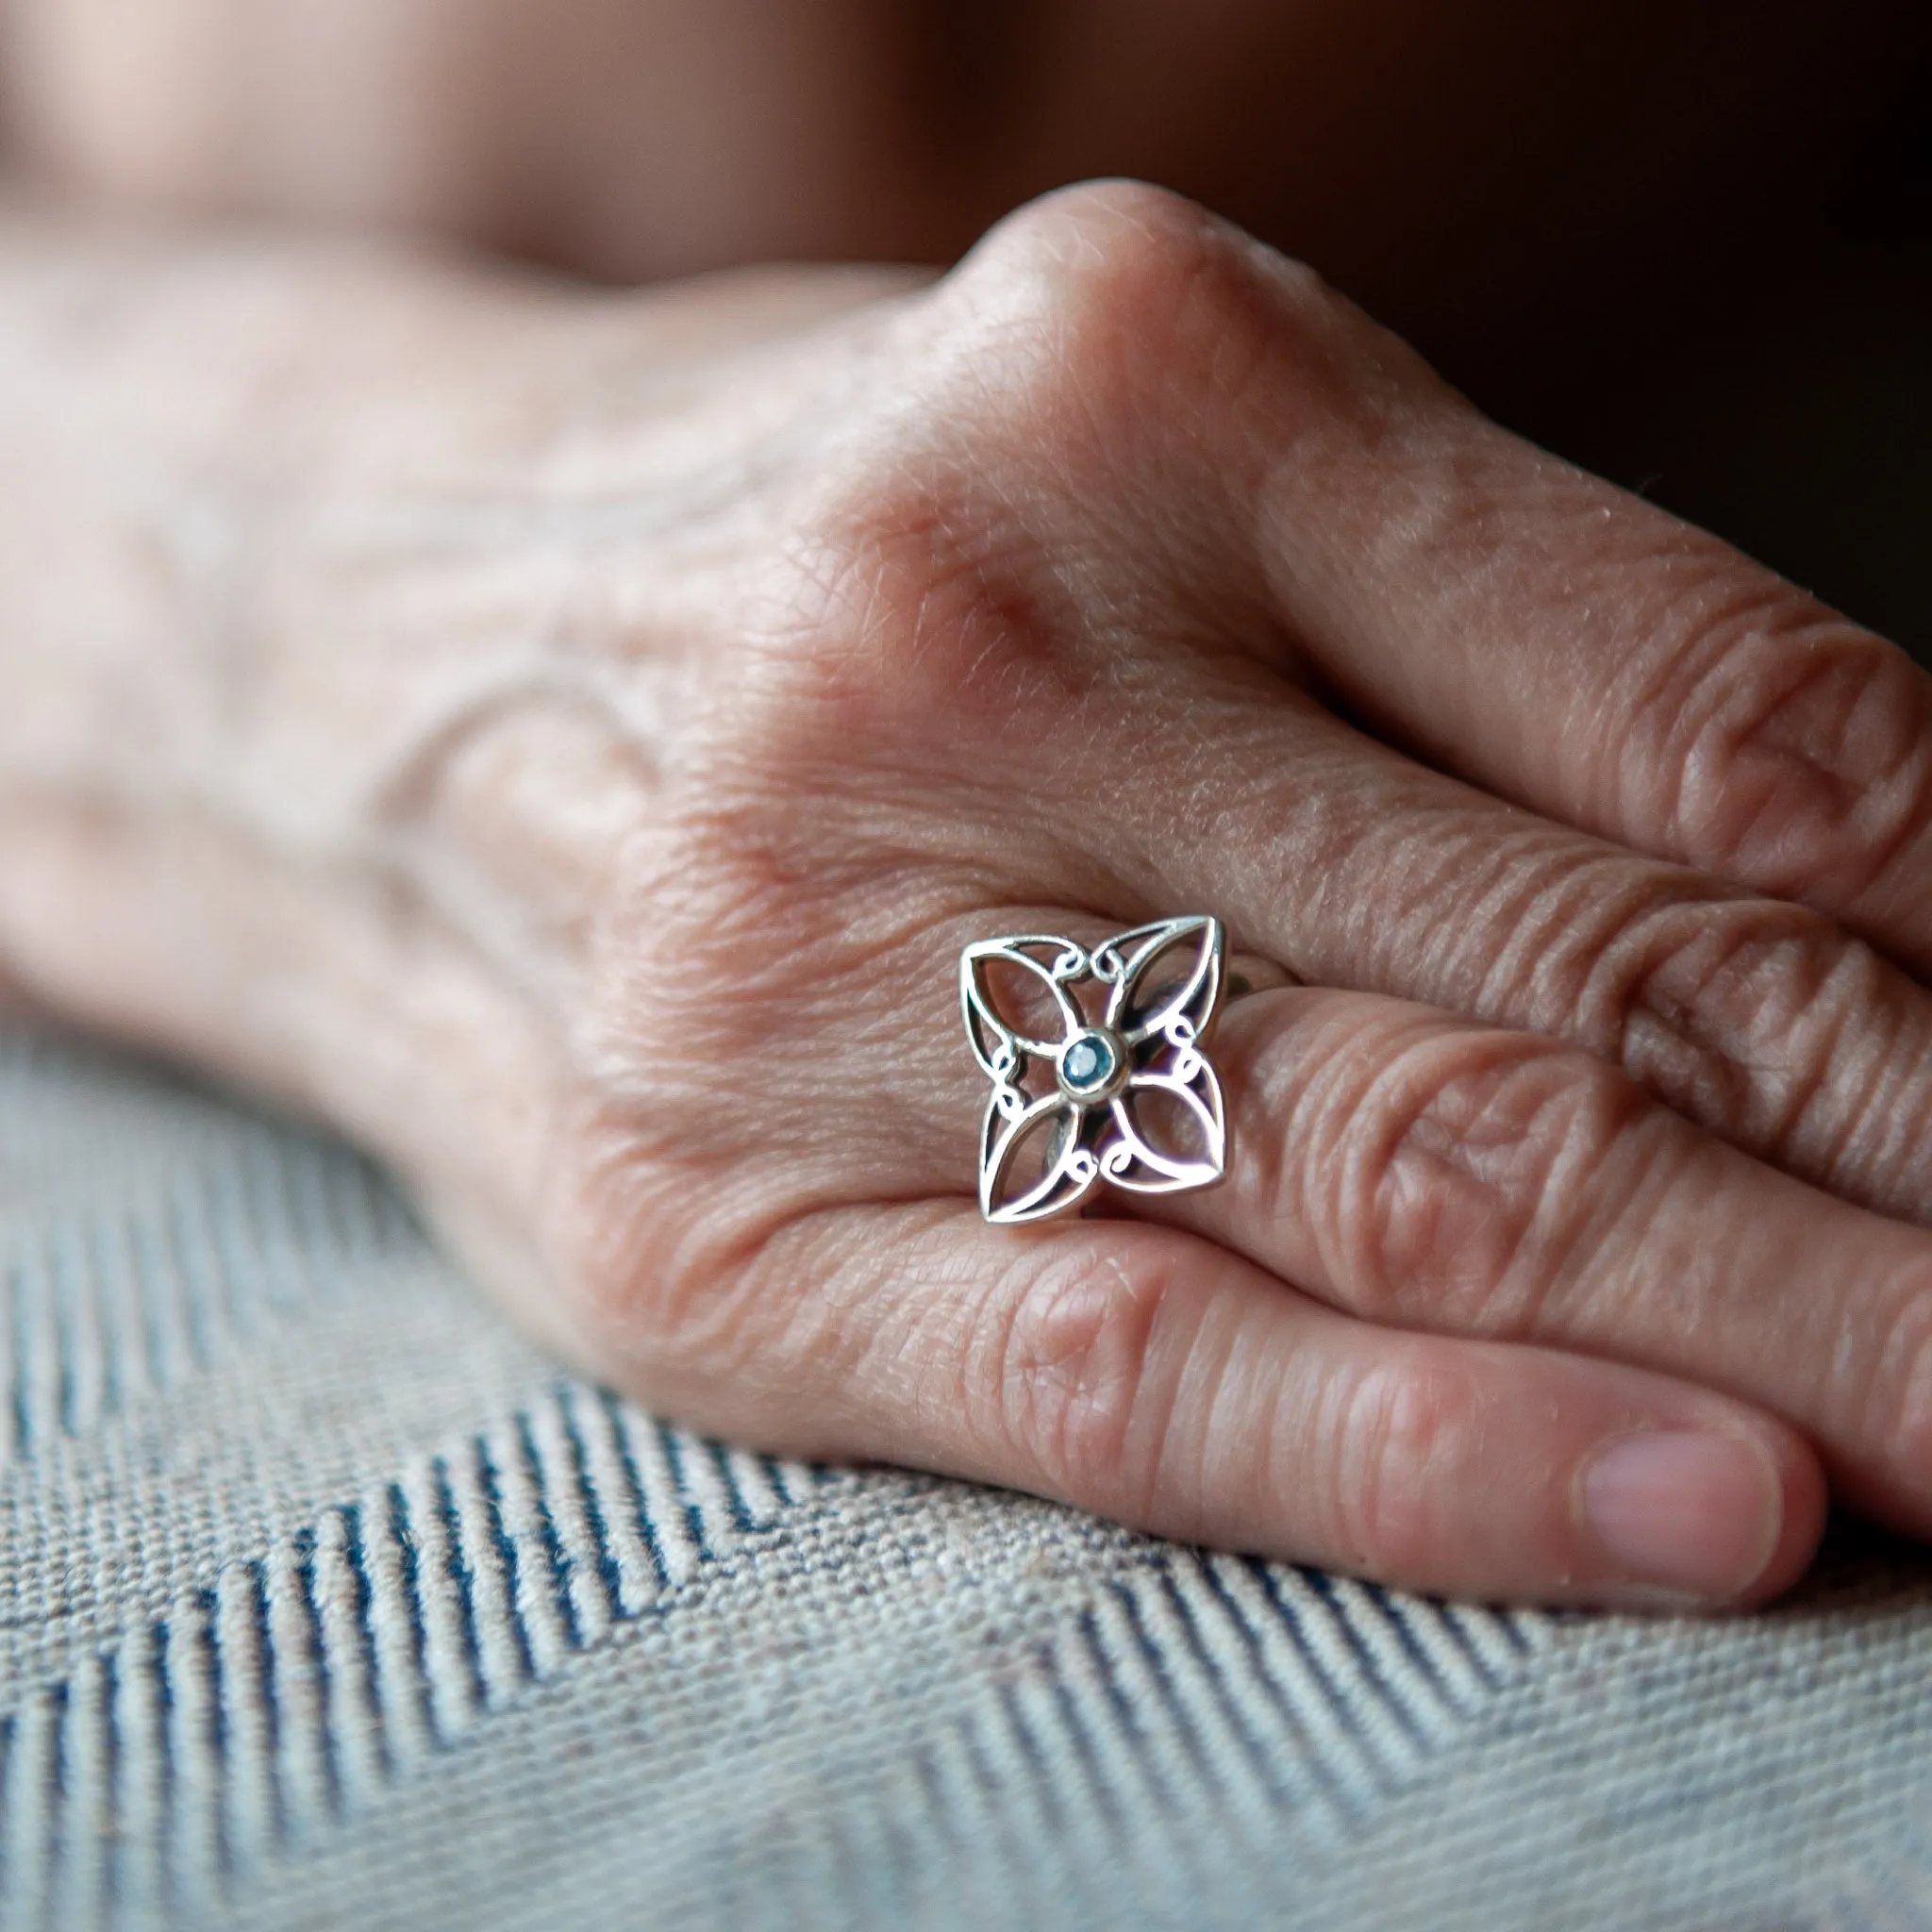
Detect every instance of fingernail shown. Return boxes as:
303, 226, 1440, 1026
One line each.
1581, 1429, 1783, 1605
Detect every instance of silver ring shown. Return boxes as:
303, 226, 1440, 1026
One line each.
959, 915, 1289, 1224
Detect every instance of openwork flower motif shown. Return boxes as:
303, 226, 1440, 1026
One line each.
960, 916, 1228, 1224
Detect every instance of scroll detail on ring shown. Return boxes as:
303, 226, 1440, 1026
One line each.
960, 916, 1228, 1224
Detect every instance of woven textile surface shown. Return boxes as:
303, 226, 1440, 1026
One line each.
2, 1025, 1930, 1931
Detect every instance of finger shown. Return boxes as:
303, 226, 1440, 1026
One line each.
1254, 389, 1932, 960
608, 1199, 1822, 1609
952, 185, 1932, 965
1220, 232, 1932, 961
1137, 985, 1932, 1536
1064, 687, 1932, 1228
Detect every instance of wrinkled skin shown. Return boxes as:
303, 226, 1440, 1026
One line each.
18, 176, 1932, 1607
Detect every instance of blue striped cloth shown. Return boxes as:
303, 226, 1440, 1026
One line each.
0, 1027, 1925, 1929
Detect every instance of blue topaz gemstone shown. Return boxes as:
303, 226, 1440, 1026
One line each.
1059, 1029, 1121, 1098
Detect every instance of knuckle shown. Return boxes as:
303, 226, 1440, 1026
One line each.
940, 177, 1346, 490
1564, 886, 1896, 1170
955, 179, 1260, 364
724, 183, 1358, 802
1627, 582, 1932, 895
1308, 1021, 1644, 1332
970, 177, 1224, 269
1324, 1353, 1477, 1580
984, 1236, 1183, 1515
1849, 1268, 1932, 1507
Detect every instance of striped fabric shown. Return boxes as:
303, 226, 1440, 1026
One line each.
1, 1027, 1929, 1929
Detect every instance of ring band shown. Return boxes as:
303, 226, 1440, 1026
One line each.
960, 916, 1287, 1224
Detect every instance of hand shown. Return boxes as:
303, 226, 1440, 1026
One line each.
9, 183, 1932, 1607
